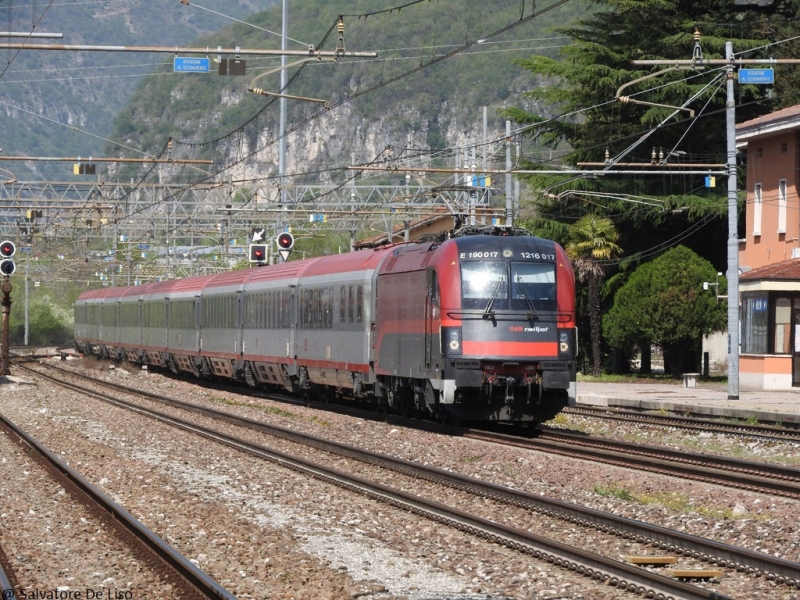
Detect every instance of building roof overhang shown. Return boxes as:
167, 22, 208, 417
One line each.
739, 258, 800, 292
736, 105, 800, 147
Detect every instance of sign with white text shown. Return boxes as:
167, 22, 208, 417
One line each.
174, 57, 210, 73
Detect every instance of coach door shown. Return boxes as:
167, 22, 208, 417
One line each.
235, 290, 244, 356
194, 295, 201, 353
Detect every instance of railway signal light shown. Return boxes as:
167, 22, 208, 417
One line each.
249, 244, 267, 263
276, 232, 294, 250
276, 232, 294, 263
0, 240, 15, 276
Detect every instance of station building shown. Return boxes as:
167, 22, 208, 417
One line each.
737, 105, 800, 389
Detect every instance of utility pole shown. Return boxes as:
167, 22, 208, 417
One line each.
630, 38, 800, 400
278, 0, 288, 237
724, 42, 740, 400
505, 120, 513, 227
1, 278, 11, 376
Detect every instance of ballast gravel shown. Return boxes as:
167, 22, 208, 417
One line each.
1, 358, 799, 600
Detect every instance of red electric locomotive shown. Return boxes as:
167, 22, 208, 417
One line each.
75, 226, 576, 424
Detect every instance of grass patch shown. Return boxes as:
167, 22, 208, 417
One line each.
462, 454, 484, 464
550, 413, 572, 426
593, 483, 637, 502
593, 484, 763, 519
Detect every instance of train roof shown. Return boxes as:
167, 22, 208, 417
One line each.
243, 259, 316, 284
299, 246, 397, 276
76, 286, 129, 302
75, 233, 571, 305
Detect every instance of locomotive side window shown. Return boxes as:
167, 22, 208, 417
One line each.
430, 271, 440, 307
461, 262, 508, 310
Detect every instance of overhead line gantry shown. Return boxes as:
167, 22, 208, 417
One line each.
0, 42, 377, 60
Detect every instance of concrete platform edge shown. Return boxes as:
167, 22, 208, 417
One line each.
576, 393, 800, 425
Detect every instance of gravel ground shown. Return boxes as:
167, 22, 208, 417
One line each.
2, 358, 799, 600
0, 419, 178, 598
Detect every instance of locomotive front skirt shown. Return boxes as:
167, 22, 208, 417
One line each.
75, 228, 577, 424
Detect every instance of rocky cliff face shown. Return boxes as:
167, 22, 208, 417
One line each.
219, 97, 523, 187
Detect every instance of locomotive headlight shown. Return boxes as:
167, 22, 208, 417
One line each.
441, 326, 462, 356
558, 329, 575, 357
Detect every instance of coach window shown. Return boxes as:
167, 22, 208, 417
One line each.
340, 287, 346, 323
321, 287, 331, 328
349, 285, 355, 322
357, 285, 363, 322
311, 289, 318, 329
243, 296, 251, 329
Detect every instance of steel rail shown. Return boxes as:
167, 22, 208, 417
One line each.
0, 562, 16, 600
25, 362, 800, 592
22, 367, 727, 600
532, 430, 800, 491
0, 411, 237, 600
28, 362, 800, 583
562, 405, 800, 440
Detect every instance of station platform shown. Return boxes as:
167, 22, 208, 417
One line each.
576, 381, 800, 426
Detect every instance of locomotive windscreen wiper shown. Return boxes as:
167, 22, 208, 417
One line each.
515, 276, 539, 321
482, 278, 504, 320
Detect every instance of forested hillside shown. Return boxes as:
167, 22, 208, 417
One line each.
106, 0, 582, 183
1, 0, 271, 180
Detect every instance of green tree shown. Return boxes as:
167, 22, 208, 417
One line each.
565, 214, 621, 377
603, 246, 726, 378
9, 295, 74, 347
503, 0, 791, 271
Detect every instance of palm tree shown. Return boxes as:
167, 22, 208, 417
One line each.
565, 215, 622, 377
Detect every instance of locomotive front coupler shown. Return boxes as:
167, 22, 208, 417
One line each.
505, 376, 516, 403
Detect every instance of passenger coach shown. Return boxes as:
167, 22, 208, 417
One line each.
75, 226, 577, 424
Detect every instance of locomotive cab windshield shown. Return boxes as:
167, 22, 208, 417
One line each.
461, 260, 556, 314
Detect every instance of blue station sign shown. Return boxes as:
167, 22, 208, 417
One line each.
174, 57, 210, 73
738, 68, 774, 84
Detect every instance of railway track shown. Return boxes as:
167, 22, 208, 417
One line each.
19, 361, 800, 598
0, 408, 237, 600
461, 427, 800, 500
563, 405, 800, 440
